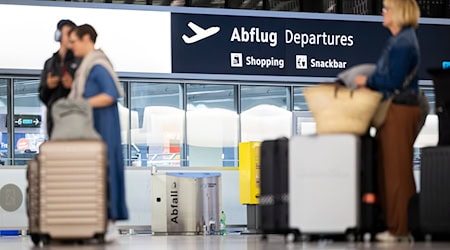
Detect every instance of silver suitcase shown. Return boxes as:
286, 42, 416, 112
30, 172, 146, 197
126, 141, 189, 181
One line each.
289, 134, 360, 238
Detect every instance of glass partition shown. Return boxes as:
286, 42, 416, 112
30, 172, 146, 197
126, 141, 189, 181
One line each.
186, 84, 237, 167
13, 79, 43, 165
129, 82, 183, 167
240, 85, 291, 142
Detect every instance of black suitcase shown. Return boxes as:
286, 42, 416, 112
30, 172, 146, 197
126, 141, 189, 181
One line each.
359, 135, 383, 238
259, 137, 299, 240
437, 111, 450, 146
408, 193, 423, 240
419, 147, 450, 238
428, 68, 450, 146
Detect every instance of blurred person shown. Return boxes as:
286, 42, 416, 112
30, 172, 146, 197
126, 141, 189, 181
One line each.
39, 19, 80, 139
69, 24, 128, 242
354, 0, 421, 242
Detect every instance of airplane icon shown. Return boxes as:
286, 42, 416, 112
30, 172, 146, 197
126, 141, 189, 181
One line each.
182, 22, 220, 44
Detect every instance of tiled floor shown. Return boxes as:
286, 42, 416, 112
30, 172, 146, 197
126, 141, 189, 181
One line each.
1, 235, 450, 250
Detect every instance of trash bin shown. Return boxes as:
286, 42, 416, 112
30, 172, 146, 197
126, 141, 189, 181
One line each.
151, 172, 221, 235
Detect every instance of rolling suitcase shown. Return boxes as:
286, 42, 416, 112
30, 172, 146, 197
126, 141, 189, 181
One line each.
419, 146, 450, 238
259, 138, 300, 240
359, 134, 382, 238
27, 159, 40, 240
27, 140, 107, 246
289, 134, 372, 240
428, 68, 450, 145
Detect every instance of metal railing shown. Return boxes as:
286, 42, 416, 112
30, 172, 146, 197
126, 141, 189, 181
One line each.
39, 0, 379, 14
39, 0, 450, 17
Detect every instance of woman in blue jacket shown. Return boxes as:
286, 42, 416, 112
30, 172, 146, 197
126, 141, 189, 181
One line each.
355, 0, 421, 242
69, 24, 128, 242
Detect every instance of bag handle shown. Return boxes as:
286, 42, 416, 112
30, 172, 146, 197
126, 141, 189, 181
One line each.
334, 86, 354, 98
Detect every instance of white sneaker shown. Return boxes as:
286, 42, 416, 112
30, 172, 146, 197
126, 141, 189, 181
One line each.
375, 231, 413, 242
104, 221, 120, 243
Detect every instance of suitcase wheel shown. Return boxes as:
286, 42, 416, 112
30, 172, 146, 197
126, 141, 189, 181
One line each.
30, 234, 50, 246
95, 233, 105, 244
41, 235, 50, 246
30, 234, 40, 246
345, 228, 357, 242
286, 230, 301, 242
362, 232, 372, 242
293, 230, 301, 242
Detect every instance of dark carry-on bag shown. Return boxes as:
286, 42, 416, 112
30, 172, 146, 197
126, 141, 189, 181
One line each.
359, 134, 384, 238
259, 137, 300, 240
419, 146, 450, 238
428, 68, 450, 146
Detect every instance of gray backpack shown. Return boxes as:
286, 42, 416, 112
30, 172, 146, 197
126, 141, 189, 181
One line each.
50, 98, 101, 140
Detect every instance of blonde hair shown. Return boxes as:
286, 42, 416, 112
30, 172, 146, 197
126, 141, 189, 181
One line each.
384, 0, 421, 28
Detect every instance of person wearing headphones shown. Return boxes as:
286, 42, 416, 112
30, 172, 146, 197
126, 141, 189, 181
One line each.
39, 19, 81, 139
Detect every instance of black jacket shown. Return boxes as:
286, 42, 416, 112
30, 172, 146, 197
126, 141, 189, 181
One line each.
39, 50, 80, 137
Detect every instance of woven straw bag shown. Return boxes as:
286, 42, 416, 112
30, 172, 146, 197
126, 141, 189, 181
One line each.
304, 85, 383, 135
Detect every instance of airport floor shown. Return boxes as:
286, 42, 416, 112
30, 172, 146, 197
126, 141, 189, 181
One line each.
1, 234, 450, 250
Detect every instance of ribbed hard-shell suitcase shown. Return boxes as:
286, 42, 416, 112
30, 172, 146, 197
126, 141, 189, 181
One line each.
27, 140, 107, 246
419, 146, 450, 237
27, 159, 40, 239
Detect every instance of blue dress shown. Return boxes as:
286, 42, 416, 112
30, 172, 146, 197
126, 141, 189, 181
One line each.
83, 65, 129, 220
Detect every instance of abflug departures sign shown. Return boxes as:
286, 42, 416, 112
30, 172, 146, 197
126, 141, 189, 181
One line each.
171, 13, 450, 79
171, 13, 388, 77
